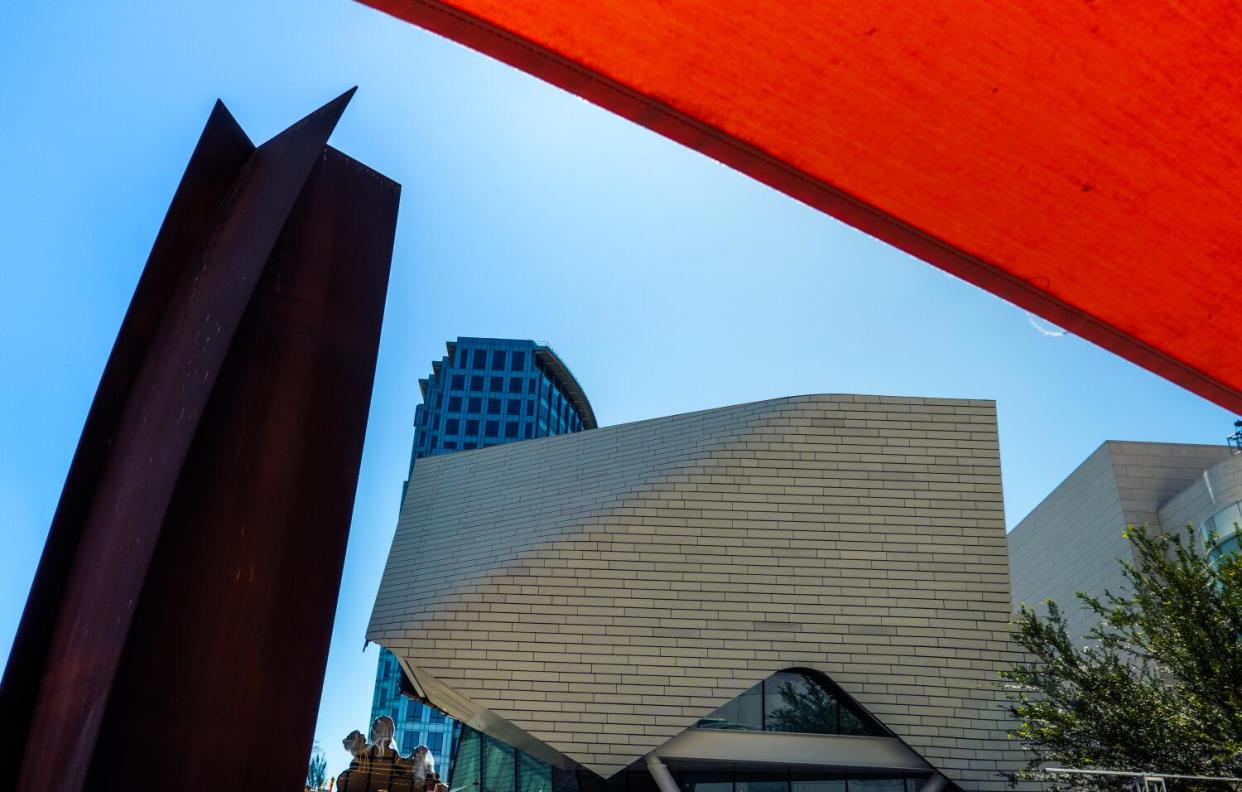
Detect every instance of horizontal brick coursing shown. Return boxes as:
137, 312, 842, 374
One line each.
1008, 441, 1230, 644
369, 395, 1025, 790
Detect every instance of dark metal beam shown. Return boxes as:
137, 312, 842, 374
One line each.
1, 90, 399, 792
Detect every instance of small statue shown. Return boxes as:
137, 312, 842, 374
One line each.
410, 744, 435, 783
342, 730, 368, 761
338, 717, 438, 792
368, 716, 400, 761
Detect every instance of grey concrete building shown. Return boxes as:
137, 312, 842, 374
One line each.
368, 394, 1028, 792
1007, 441, 1237, 643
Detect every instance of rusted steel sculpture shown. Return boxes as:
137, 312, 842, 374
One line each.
0, 89, 400, 792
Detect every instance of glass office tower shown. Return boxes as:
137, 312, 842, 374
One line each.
371, 337, 596, 773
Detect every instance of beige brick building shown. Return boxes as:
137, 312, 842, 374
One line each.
1008, 441, 1237, 643
368, 395, 1028, 792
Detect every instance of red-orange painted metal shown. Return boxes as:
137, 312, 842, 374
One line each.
0, 91, 399, 792
359, 0, 1242, 413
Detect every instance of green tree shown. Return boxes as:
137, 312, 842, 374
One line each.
307, 742, 328, 790
1003, 526, 1242, 789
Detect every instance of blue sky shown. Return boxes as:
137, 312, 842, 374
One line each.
1, 0, 1233, 777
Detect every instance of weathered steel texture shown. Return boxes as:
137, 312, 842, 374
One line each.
2, 90, 399, 792
87, 145, 400, 790
0, 102, 254, 769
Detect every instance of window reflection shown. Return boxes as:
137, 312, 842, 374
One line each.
736, 773, 788, 792
446, 725, 921, 792
683, 772, 732, 792
697, 681, 761, 730
1202, 501, 1242, 562
483, 734, 516, 792
695, 670, 882, 737
791, 775, 846, 792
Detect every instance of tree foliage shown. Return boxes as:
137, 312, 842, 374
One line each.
1003, 526, 1242, 789
307, 742, 328, 790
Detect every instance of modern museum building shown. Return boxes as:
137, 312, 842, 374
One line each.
367, 395, 1029, 792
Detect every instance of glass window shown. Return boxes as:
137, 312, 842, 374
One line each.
552, 767, 579, 792
446, 419, 460, 434
848, 779, 905, 792
403, 731, 418, 753
505, 422, 520, 438
737, 773, 787, 792
473, 349, 488, 369
465, 420, 479, 436
471, 375, 485, 391
457, 346, 469, 367
791, 776, 846, 792
485, 421, 499, 438
766, 671, 835, 733
1202, 501, 1242, 561
511, 351, 526, 371
1210, 533, 1241, 563
488, 398, 502, 414
454, 727, 481, 791
450, 374, 464, 389
524, 423, 533, 439
507, 400, 522, 416
528, 378, 537, 394
518, 751, 551, 792
839, 705, 870, 736
698, 680, 762, 730
435, 393, 443, 409
490, 376, 505, 392
468, 397, 482, 413
463, 442, 477, 450
448, 396, 462, 412
681, 772, 732, 792
444, 441, 458, 450
697, 670, 881, 736
506, 377, 520, 393
482, 735, 516, 792
492, 350, 507, 370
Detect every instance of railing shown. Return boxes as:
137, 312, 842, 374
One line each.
1046, 767, 1242, 790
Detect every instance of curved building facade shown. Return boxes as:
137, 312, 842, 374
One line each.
369, 395, 1026, 791
1157, 452, 1242, 561
372, 337, 596, 766
1009, 440, 1239, 645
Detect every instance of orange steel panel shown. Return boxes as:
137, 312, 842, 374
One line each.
361, 0, 1242, 411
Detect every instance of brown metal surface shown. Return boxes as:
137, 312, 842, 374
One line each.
0, 100, 255, 777
2, 90, 399, 792
87, 145, 399, 790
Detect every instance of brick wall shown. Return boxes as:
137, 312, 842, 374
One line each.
369, 395, 1025, 790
